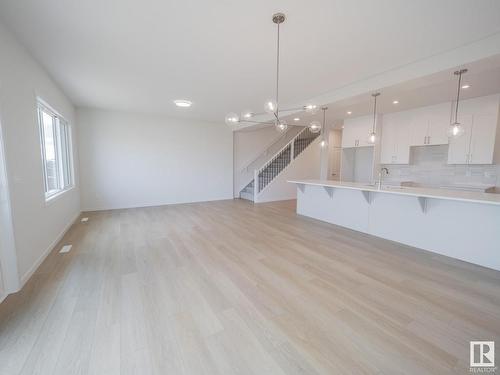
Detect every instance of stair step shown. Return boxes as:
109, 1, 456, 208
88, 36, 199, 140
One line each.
240, 191, 254, 201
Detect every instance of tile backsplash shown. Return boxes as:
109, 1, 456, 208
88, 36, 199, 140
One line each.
381, 145, 500, 188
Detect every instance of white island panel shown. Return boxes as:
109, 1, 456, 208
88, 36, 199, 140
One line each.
292, 180, 500, 271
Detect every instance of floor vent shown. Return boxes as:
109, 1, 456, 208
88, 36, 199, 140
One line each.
59, 245, 72, 253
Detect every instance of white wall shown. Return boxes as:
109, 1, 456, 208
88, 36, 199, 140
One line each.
0, 22, 80, 288
77, 108, 233, 210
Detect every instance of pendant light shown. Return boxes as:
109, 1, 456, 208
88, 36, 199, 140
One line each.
225, 13, 318, 132
308, 120, 321, 133
367, 93, 380, 144
319, 106, 328, 148
447, 69, 467, 138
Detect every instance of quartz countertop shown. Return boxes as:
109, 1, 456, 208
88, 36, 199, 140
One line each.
288, 179, 500, 206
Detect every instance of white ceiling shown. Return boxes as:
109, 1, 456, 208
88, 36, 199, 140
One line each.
1, 0, 500, 122
276, 55, 500, 130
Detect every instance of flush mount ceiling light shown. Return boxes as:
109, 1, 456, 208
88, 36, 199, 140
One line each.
225, 13, 318, 132
174, 100, 192, 107
447, 69, 467, 138
347, 111, 352, 115
462, 84, 470, 89
392, 100, 399, 104
367, 92, 380, 144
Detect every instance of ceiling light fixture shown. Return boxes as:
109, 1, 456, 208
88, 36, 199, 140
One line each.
447, 69, 467, 138
347, 111, 352, 115
225, 13, 318, 132
461, 84, 470, 89
392, 100, 399, 104
174, 99, 192, 107
367, 93, 380, 144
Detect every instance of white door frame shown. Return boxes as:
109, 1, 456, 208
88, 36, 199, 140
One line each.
0, 105, 20, 297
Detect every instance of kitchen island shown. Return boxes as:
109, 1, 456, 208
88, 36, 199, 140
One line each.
289, 179, 500, 271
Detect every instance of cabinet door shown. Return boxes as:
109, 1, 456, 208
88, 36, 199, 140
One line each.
342, 116, 371, 148
409, 110, 429, 146
427, 103, 451, 145
447, 114, 472, 164
341, 120, 358, 148
469, 114, 497, 164
394, 120, 411, 164
380, 120, 396, 164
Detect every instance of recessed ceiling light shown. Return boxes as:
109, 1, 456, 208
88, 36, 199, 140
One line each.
462, 84, 470, 89
347, 111, 352, 115
293, 117, 300, 121
393, 100, 399, 104
174, 100, 192, 107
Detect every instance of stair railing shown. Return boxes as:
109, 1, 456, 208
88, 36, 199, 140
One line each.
253, 127, 319, 200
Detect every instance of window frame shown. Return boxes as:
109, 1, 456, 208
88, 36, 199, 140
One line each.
37, 99, 74, 202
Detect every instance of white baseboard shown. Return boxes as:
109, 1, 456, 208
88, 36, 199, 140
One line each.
19, 211, 81, 288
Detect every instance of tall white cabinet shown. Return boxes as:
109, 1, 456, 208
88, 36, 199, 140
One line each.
380, 111, 411, 164
340, 115, 381, 182
448, 94, 500, 165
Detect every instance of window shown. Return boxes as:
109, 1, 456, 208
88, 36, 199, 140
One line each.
37, 100, 73, 200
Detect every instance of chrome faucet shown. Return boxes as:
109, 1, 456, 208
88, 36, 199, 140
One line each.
378, 167, 389, 189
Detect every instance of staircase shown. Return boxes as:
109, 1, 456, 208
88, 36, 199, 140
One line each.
240, 127, 320, 202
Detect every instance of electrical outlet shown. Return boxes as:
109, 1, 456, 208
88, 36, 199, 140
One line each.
59, 245, 72, 253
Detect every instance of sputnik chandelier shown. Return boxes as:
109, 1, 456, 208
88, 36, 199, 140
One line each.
225, 13, 321, 134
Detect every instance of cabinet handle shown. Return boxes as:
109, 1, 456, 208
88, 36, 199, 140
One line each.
427, 136, 430, 144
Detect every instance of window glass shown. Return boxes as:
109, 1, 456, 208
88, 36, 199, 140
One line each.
37, 101, 73, 199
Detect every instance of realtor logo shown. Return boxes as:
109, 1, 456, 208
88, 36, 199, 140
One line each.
470, 341, 495, 368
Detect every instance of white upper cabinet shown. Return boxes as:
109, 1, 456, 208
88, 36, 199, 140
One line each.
410, 102, 451, 146
342, 116, 375, 148
380, 111, 411, 164
469, 114, 498, 164
447, 94, 500, 165
427, 103, 451, 145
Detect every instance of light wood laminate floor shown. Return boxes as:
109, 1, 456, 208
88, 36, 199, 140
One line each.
0, 199, 499, 375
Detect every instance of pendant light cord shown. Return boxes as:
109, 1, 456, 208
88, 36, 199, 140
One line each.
276, 23, 280, 118
372, 93, 379, 133
454, 71, 463, 124
322, 107, 326, 137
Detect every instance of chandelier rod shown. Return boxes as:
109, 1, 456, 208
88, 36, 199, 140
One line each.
276, 21, 280, 118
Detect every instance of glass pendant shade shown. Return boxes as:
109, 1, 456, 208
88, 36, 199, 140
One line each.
447, 122, 465, 138
241, 110, 253, 119
265, 100, 277, 114
308, 120, 321, 134
320, 138, 328, 148
367, 131, 377, 144
275, 120, 288, 133
304, 104, 319, 115
225, 112, 239, 126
